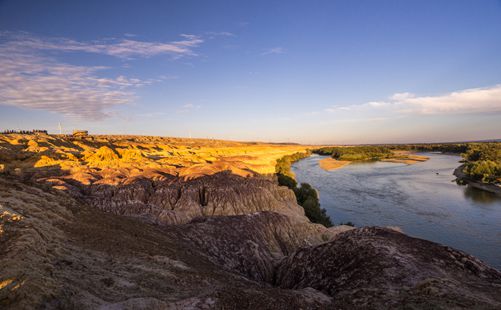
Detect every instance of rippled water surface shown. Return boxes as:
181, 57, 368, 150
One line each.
292, 153, 501, 269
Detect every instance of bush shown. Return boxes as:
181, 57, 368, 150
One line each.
462, 143, 501, 183
275, 152, 333, 227
465, 160, 501, 183
275, 151, 310, 187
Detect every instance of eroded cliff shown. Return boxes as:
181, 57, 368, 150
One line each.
0, 178, 333, 309
84, 172, 304, 224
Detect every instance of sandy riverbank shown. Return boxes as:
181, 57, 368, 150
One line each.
319, 151, 428, 171
381, 151, 429, 164
319, 158, 351, 171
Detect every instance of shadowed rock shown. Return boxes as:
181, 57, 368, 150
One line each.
182, 211, 334, 282
274, 227, 501, 309
85, 172, 304, 224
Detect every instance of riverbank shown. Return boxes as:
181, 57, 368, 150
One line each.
454, 164, 501, 196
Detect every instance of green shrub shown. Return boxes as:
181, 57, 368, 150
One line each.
315, 146, 392, 161
461, 143, 501, 183
275, 152, 333, 227
464, 160, 501, 183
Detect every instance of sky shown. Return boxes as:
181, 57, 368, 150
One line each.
0, 0, 500, 144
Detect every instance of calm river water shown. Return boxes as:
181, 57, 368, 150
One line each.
292, 153, 501, 269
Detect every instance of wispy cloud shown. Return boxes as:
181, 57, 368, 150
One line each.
177, 103, 201, 113
0, 32, 207, 119
0, 51, 148, 120
326, 85, 501, 115
205, 31, 234, 39
261, 47, 285, 55
0, 32, 203, 59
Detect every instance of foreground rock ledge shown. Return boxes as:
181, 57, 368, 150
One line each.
1, 174, 500, 309
275, 227, 501, 308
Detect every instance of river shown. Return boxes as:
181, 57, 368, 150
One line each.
292, 153, 501, 269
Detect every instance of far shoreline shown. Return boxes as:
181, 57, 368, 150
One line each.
318, 151, 430, 171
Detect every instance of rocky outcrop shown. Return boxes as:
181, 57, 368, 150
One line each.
0, 178, 333, 309
0, 133, 309, 181
181, 211, 334, 282
180, 215, 501, 308
274, 227, 501, 308
2, 175, 501, 309
84, 172, 304, 224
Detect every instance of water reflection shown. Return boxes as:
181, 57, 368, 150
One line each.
292, 153, 501, 269
463, 185, 500, 204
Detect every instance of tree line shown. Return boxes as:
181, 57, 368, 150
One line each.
314, 146, 393, 161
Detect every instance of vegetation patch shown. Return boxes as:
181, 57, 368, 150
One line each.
462, 143, 501, 184
275, 152, 333, 227
315, 146, 393, 161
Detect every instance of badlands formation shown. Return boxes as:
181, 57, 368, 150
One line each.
1, 133, 501, 309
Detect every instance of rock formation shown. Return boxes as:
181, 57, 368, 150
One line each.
181, 211, 334, 282
1, 134, 501, 309
274, 227, 501, 308
84, 172, 304, 225
0, 178, 332, 309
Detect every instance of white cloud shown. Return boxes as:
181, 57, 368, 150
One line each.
390, 86, 501, 114
261, 47, 285, 55
177, 103, 201, 113
326, 85, 501, 115
0, 51, 147, 120
0, 32, 207, 119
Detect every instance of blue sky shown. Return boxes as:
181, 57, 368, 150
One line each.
0, 0, 500, 143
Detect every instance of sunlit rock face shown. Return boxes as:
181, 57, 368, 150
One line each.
0, 133, 309, 185
84, 172, 304, 224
